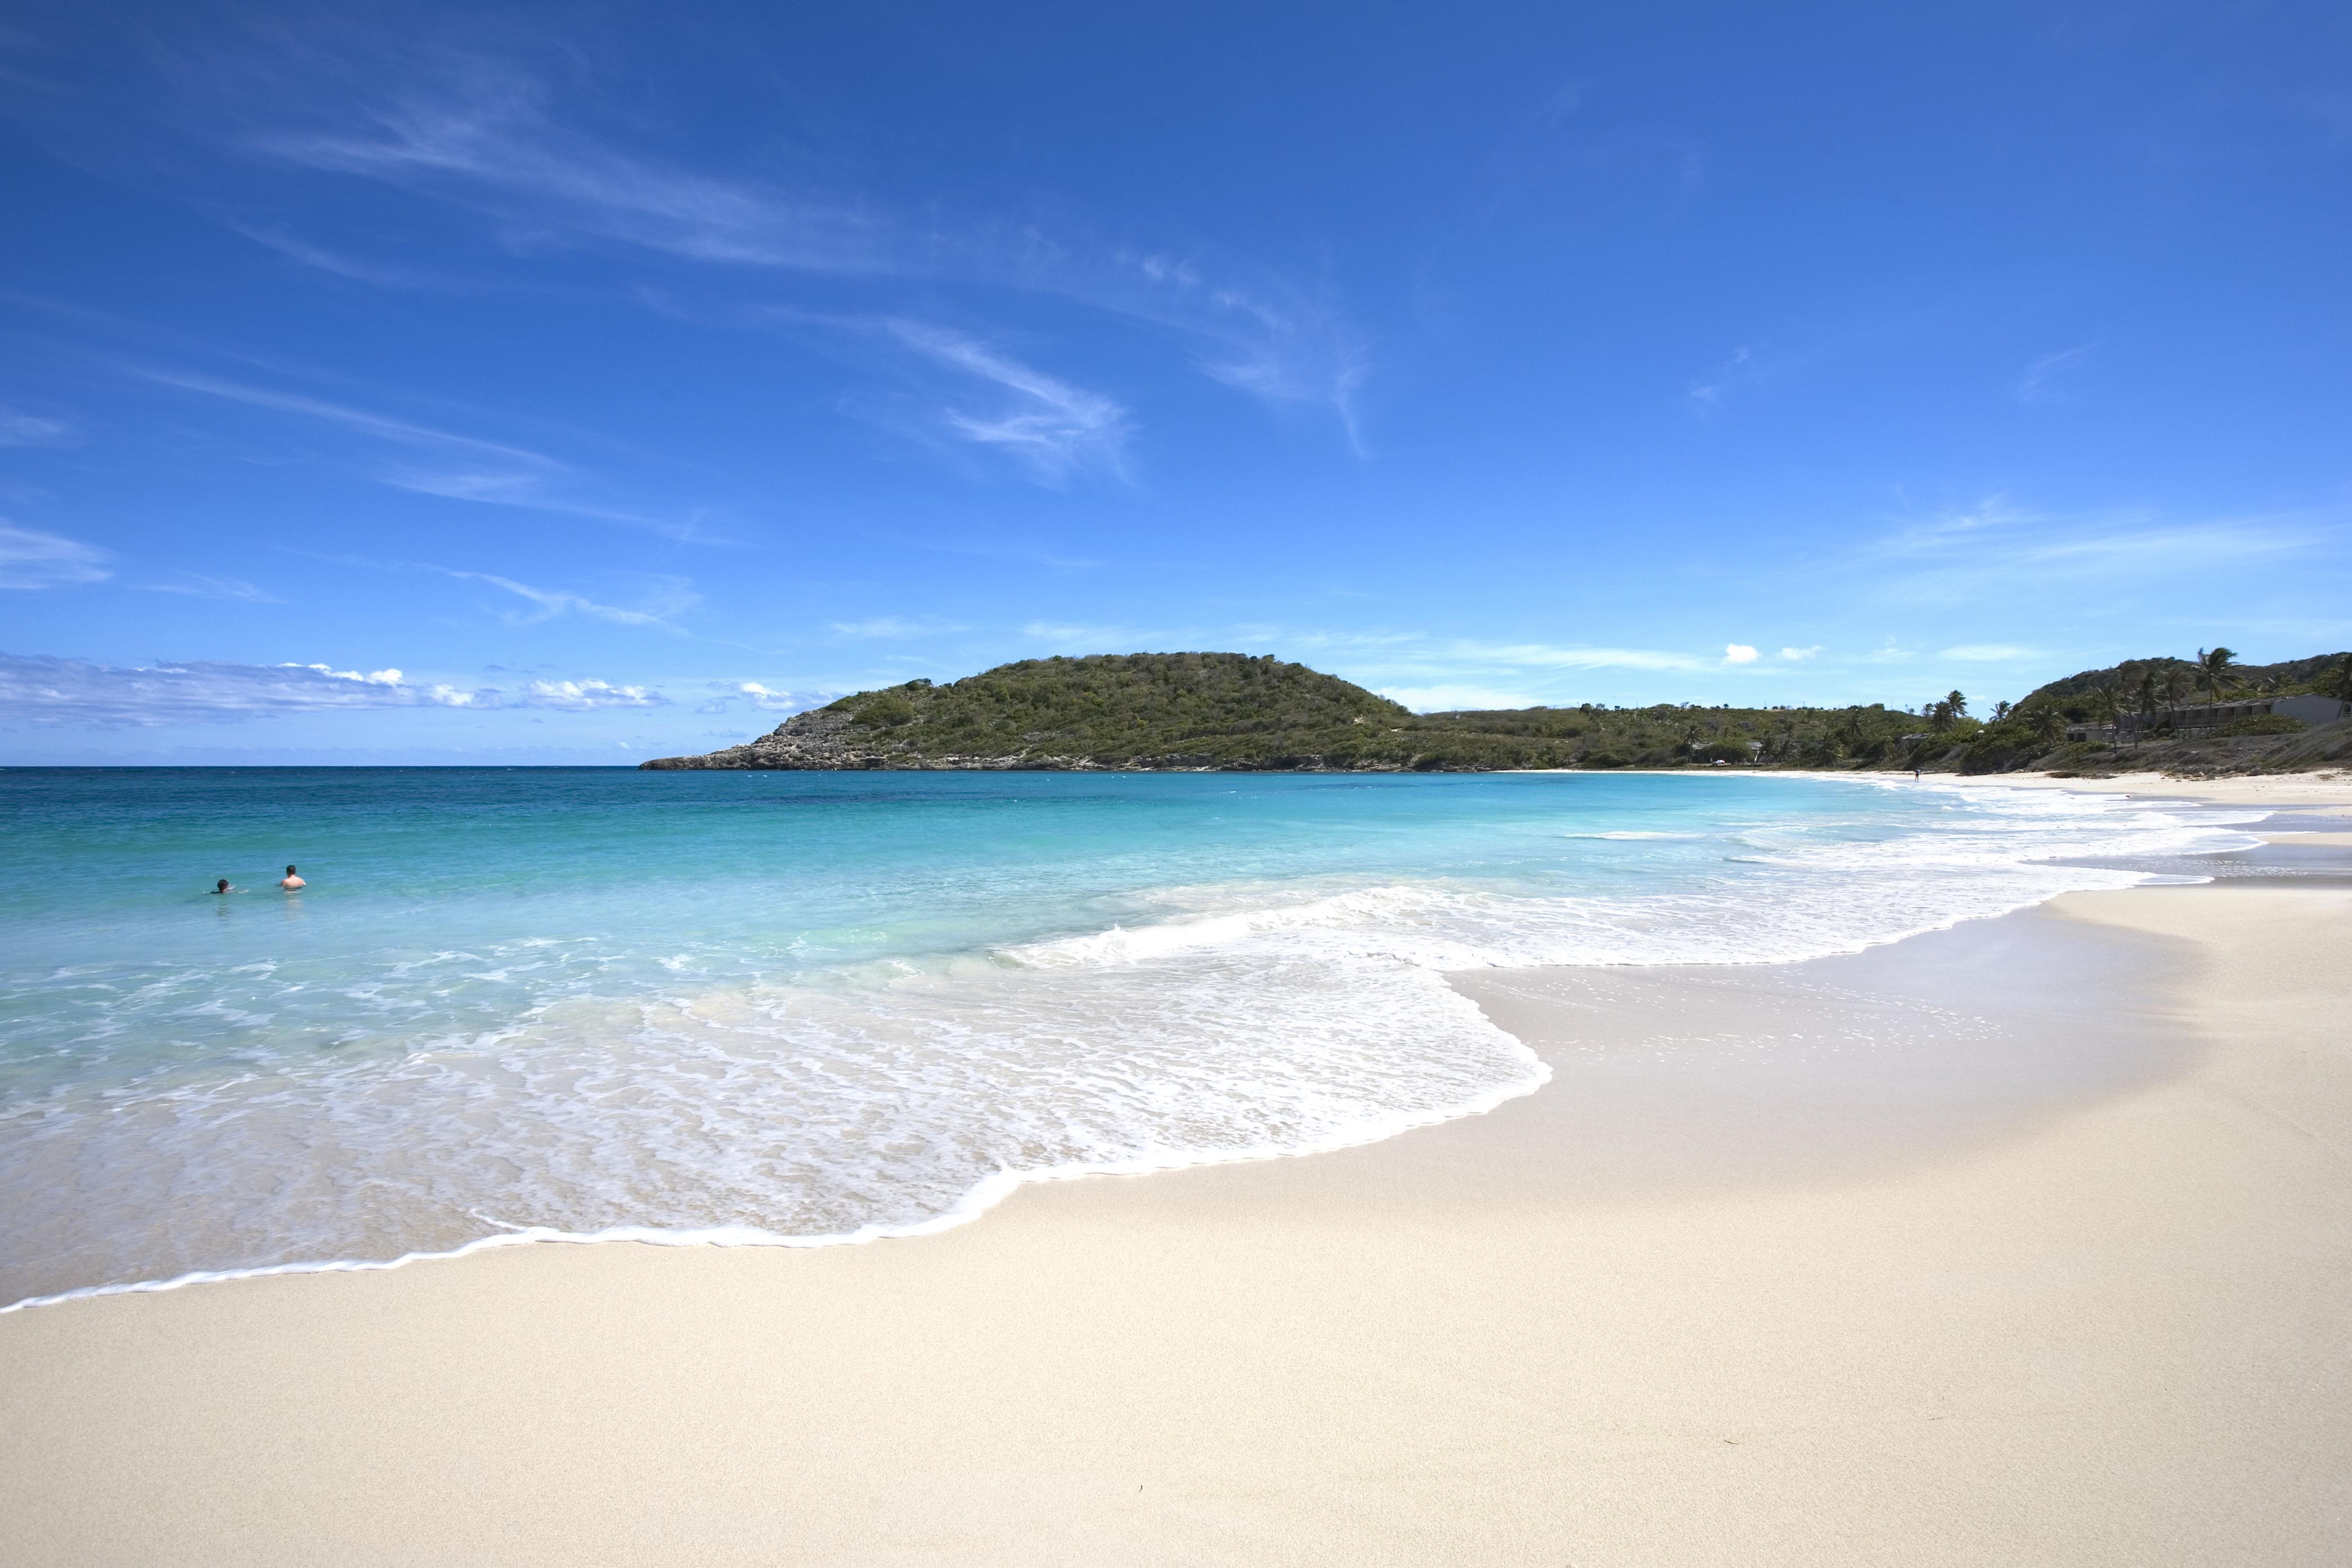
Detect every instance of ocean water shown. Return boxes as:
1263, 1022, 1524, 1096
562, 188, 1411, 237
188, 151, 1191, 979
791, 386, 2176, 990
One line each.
0, 767, 2259, 1309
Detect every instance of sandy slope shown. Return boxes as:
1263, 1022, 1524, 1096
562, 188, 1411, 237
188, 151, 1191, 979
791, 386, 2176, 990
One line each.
1929, 767, 2352, 807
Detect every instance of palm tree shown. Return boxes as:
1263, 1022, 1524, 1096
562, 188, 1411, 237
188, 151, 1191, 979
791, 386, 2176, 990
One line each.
2024, 704, 2066, 753
2134, 669, 2160, 747
1992, 699, 2013, 722
2085, 685, 2121, 756
2197, 646, 2237, 706
2161, 663, 2191, 711
1946, 689, 1968, 719
2334, 654, 2352, 704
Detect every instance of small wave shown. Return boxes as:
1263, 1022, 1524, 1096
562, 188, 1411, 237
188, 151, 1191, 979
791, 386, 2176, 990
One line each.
1563, 830, 1702, 840
0, 776, 2259, 1311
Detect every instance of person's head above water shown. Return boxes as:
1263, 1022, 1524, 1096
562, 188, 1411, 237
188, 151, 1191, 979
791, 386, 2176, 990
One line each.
279, 864, 306, 890
286, 865, 297, 876
213, 878, 230, 893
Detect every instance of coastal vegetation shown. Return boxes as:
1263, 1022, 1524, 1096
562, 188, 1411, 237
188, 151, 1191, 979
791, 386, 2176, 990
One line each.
641, 648, 2352, 776
1941, 648, 2352, 776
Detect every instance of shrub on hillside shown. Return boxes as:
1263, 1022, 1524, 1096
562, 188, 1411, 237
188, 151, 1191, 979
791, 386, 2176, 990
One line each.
2209, 715, 2306, 738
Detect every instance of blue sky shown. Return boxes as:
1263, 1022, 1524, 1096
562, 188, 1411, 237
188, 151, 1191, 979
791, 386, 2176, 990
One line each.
3, 1, 2347, 762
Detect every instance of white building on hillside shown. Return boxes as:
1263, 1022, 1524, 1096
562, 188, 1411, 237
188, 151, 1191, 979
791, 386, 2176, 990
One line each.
2087, 691, 2352, 743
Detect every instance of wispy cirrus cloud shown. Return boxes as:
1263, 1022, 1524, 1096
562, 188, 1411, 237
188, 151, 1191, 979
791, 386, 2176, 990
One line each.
130, 366, 701, 537
244, 57, 892, 275
1160, 267, 1370, 454
0, 651, 665, 726
0, 520, 109, 588
828, 615, 966, 639
1021, 619, 1161, 649
0, 406, 75, 447
132, 366, 549, 464
186, 42, 1367, 451
877, 320, 1131, 483
429, 567, 697, 631
227, 223, 434, 288
1687, 344, 1756, 410
137, 572, 279, 603
2016, 344, 2093, 406
1870, 495, 2328, 603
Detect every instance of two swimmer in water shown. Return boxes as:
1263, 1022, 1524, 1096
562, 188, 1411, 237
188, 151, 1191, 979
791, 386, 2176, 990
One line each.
210, 864, 305, 895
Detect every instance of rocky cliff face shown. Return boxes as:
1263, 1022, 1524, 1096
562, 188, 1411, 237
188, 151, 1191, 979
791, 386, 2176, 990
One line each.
640, 702, 1420, 771
641, 706, 923, 769
638, 704, 1223, 770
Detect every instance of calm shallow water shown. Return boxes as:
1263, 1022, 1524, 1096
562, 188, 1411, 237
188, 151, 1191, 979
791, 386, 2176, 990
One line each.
0, 767, 2259, 1308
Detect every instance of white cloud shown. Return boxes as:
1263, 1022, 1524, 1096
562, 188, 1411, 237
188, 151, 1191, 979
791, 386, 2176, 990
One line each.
289, 662, 403, 685
1723, 643, 1759, 664
515, 679, 662, 711
0, 521, 110, 589
0, 407, 74, 447
0, 652, 666, 725
697, 681, 830, 716
1, 653, 459, 726
1780, 645, 1823, 661
737, 681, 809, 710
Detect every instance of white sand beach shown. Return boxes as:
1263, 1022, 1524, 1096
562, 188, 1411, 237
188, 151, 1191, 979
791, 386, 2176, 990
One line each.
3, 777, 2348, 1566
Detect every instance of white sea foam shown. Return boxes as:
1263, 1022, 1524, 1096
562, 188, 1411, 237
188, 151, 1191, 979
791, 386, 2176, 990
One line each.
1565, 829, 1701, 839
0, 780, 2260, 1311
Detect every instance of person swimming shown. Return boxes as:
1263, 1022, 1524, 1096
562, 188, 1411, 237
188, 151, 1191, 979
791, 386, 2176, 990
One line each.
279, 864, 306, 891
210, 878, 234, 895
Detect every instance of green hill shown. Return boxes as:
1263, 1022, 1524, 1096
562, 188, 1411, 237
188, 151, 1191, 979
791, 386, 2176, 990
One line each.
641, 652, 1924, 771
827, 652, 1408, 766
642, 647, 2352, 775
2025, 650, 2350, 712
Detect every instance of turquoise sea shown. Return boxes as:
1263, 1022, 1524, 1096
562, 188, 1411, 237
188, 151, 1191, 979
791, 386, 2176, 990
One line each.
0, 767, 2258, 1309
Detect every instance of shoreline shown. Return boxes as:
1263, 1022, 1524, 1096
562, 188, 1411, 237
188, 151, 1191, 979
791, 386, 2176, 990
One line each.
4, 780, 2349, 1562
0, 771, 2276, 1318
